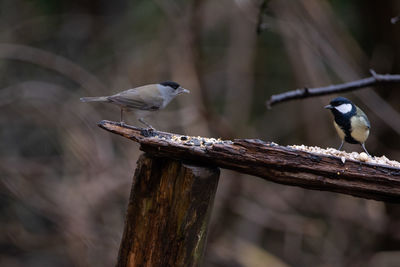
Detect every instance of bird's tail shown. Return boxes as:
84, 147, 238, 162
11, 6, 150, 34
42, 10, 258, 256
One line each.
80, 96, 109, 102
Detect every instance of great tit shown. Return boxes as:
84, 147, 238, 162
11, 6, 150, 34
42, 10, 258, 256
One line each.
80, 81, 190, 128
324, 97, 370, 156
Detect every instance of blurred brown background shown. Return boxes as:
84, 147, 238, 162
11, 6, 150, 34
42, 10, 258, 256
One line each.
1, 0, 400, 266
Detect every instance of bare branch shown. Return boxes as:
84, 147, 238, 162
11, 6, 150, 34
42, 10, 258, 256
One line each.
256, 0, 268, 34
98, 120, 400, 202
266, 70, 400, 108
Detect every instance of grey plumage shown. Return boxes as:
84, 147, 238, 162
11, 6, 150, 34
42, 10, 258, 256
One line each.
80, 81, 189, 128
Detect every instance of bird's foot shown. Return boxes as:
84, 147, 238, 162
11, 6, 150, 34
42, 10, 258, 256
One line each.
361, 143, 371, 157
140, 127, 156, 137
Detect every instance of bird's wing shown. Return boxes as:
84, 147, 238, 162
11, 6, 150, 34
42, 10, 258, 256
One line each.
355, 107, 371, 129
108, 85, 163, 110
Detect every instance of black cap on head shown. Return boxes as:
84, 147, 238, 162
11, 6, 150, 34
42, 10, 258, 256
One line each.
330, 96, 352, 107
160, 81, 180, 90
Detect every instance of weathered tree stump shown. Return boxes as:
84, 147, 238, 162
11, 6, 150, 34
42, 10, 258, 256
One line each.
117, 154, 220, 267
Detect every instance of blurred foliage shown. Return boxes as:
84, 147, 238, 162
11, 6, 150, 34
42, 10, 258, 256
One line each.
1, 0, 400, 266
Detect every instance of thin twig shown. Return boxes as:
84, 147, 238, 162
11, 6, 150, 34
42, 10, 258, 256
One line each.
266, 70, 400, 108
256, 0, 268, 34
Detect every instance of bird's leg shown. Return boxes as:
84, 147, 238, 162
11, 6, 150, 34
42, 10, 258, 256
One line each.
338, 140, 344, 151
120, 109, 125, 126
361, 143, 371, 157
138, 118, 156, 137
139, 118, 154, 130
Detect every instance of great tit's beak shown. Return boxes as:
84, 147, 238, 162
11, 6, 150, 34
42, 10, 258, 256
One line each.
324, 104, 333, 109
179, 87, 190, 94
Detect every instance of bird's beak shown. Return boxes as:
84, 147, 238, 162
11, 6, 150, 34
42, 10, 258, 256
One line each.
324, 104, 333, 109
179, 87, 190, 94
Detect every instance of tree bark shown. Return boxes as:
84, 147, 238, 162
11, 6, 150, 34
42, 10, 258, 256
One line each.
99, 120, 400, 202
117, 154, 220, 267
266, 70, 400, 108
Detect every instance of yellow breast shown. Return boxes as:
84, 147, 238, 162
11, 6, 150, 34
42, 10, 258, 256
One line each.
350, 116, 370, 143
333, 121, 345, 140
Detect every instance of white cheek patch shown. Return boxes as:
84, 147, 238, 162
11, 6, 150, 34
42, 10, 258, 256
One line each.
335, 103, 352, 114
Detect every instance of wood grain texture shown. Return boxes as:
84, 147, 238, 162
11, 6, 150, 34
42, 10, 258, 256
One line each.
117, 154, 220, 267
99, 120, 400, 202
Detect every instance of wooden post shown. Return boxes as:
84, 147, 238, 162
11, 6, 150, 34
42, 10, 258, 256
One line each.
117, 153, 220, 267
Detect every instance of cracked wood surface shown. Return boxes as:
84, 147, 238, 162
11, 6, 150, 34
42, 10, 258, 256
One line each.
99, 120, 400, 202
117, 154, 219, 267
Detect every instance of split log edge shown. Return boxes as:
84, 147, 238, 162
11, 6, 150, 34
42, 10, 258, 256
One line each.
99, 120, 400, 202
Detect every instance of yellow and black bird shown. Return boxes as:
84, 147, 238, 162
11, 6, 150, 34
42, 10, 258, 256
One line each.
325, 97, 371, 156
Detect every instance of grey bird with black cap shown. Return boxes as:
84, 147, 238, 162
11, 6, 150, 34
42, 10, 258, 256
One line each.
325, 96, 371, 156
80, 81, 190, 128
